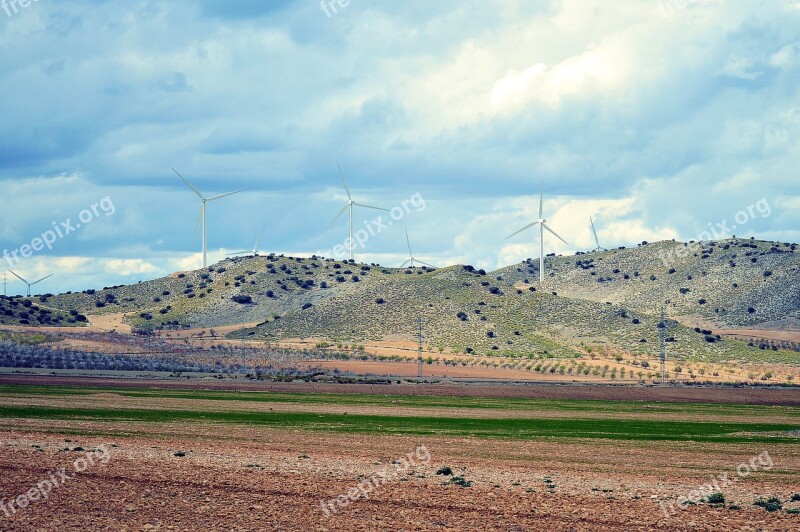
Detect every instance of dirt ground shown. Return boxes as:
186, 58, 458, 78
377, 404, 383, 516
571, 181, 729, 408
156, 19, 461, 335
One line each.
0, 408, 798, 530
2, 374, 800, 405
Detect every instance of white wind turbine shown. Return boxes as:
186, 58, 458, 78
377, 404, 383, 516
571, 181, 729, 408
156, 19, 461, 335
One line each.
8, 270, 54, 297
400, 228, 435, 269
328, 162, 388, 261
590, 216, 606, 252
505, 180, 569, 283
229, 224, 266, 257
173, 168, 245, 268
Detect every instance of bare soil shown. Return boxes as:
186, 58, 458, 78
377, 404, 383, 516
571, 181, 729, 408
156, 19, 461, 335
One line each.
1, 410, 798, 530
1, 375, 799, 406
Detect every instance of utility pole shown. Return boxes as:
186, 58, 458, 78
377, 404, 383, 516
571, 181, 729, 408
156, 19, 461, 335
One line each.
659, 305, 666, 384
417, 316, 423, 379
2, 271, 7, 297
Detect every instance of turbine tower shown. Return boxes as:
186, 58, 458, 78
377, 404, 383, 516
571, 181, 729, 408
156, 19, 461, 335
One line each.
8, 270, 54, 297
505, 180, 569, 283
590, 216, 606, 252
328, 162, 388, 261
173, 168, 245, 268
400, 228, 435, 269
229, 223, 266, 257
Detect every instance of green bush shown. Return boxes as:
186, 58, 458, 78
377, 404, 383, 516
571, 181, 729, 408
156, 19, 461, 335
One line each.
754, 497, 782, 512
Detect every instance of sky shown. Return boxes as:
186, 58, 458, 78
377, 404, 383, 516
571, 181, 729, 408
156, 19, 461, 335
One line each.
1, 0, 799, 295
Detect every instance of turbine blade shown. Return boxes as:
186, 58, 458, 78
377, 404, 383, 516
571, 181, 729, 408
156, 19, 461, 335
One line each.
539, 179, 544, 219
7, 269, 28, 285
194, 205, 203, 241
400, 259, 411, 267
505, 221, 540, 240
337, 162, 352, 201
590, 216, 600, 247
31, 273, 54, 285
405, 228, 413, 257
542, 223, 569, 246
254, 223, 266, 251
417, 260, 436, 268
173, 168, 204, 199
327, 204, 349, 228
353, 202, 389, 211
206, 189, 246, 202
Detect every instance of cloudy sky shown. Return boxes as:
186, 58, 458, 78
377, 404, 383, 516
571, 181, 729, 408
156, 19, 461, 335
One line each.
1, 0, 798, 295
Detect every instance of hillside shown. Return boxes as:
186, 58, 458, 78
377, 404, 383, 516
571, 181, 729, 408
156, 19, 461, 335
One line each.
29, 238, 799, 364
494, 238, 800, 327
0, 296, 82, 327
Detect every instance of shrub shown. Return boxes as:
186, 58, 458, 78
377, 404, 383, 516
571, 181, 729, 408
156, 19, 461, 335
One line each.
706, 493, 725, 504
754, 497, 782, 512
232, 295, 252, 304
436, 466, 453, 476
302, 303, 313, 310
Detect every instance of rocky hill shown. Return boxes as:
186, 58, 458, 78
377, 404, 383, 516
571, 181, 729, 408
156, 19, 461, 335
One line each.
18, 238, 796, 364
494, 238, 799, 327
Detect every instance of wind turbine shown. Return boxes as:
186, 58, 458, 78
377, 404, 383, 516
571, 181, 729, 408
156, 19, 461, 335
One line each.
229, 223, 266, 257
173, 168, 245, 268
8, 270, 54, 297
328, 162, 388, 261
590, 216, 606, 252
505, 180, 569, 283
400, 228, 435, 268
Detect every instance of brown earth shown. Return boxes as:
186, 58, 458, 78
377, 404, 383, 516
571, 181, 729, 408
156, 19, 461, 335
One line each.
1, 375, 800, 405
0, 407, 798, 530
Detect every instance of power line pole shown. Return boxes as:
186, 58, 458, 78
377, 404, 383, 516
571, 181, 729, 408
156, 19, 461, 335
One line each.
417, 316, 423, 379
2, 271, 7, 297
659, 305, 666, 384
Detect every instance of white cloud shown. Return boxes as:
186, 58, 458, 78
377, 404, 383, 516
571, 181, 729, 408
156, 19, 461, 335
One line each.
105, 259, 159, 276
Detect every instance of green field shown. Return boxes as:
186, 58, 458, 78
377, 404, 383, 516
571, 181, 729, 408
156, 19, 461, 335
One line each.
1, 384, 799, 444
